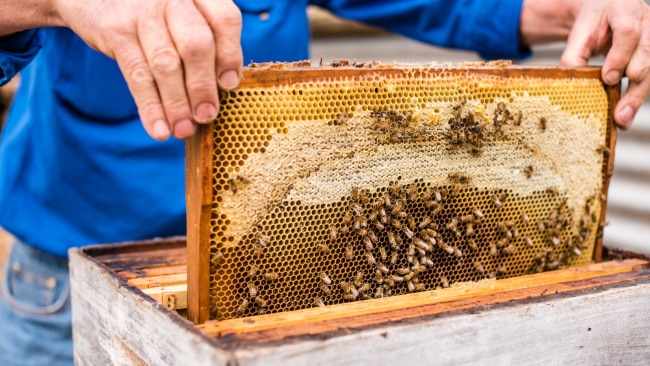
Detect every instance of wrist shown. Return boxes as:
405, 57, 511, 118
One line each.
519, 0, 583, 45
0, 0, 65, 36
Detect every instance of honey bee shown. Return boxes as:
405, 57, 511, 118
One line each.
523, 165, 534, 179
377, 262, 390, 274
379, 247, 388, 261
547, 187, 559, 196
431, 204, 443, 216
264, 272, 278, 282
540, 116, 547, 130
468, 238, 478, 251
408, 217, 417, 230
391, 200, 404, 216
414, 283, 426, 292
550, 236, 561, 246
501, 244, 517, 255
454, 246, 463, 258
256, 232, 271, 247
387, 231, 397, 249
320, 283, 332, 296
412, 264, 426, 274
254, 296, 267, 308
390, 275, 405, 283
492, 195, 502, 208
316, 242, 330, 254
227, 175, 250, 194
407, 186, 419, 201
375, 269, 384, 284
490, 242, 498, 256
248, 265, 258, 278
434, 190, 443, 202
525, 236, 534, 247
420, 256, 434, 267
391, 219, 402, 230
402, 225, 415, 239
248, 283, 258, 298
571, 246, 582, 256
418, 216, 432, 229
441, 276, 450, 288
472, 207, 484, 220
320, 271, 332, 285
396, 268, 411, 276
314, 297, 326, 307
237, 299, 249, 315
358, 283, 371, 294
366, 251, 376, 265
374, 286, 385, 298
345, 245, 354, 260
364, 236, 374, 251
390, 251, 399, 265
351, 203, 363, 216
390, 184, 403, 196
466, 223, 475, 236
407, 281, 416, 292
329, 226, 338, 240
343, 293, 357, 301
374, 221, 385, 231
342, 211, 353, 225
253, 243, 263, 257
537, 221, 546, 232
496, 265, 507, 275
384, 193, 392, 209
211, 251, 225, 267
521, 212, 530, 223
353, 271, 365, 287
474, 261, 485, 274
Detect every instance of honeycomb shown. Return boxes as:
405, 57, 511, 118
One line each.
202, 62, 612, 320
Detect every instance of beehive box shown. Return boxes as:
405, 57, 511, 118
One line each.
185, 61, 618, 323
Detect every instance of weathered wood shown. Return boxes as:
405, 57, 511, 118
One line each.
70, 248, 233, 366
198, 259, 647, 337
186, 124, 214, 324
142, 284, 188, 311
128, 273, 187, 289
70, 242, 650, 365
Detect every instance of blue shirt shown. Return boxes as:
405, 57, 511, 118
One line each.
0, 0, 528, 258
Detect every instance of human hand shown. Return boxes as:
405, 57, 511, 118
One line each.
561, 0, 650, 130
54, 0, 243, 140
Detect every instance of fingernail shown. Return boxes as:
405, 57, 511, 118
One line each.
606, 70, 620, 85
219, 70, 240, 90
152, 119, 170, 141
617, 105, 634, 128
174, 118, 196, 139
195, 102, 218, 122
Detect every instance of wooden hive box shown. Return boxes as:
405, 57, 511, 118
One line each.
70, 63, 650, 364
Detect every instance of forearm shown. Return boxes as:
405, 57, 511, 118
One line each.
519, 0, 583, 45
0, 0, 63, 36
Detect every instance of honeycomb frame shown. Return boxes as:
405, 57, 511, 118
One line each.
186, 62, 619, 324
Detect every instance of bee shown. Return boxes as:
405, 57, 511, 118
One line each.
390, 275, 405, 283
550, 236, 561, 246
492, 195, 502, 208
374, 221, 385, 231
454, 246, 463, 258
343, 293, 357, 301
366, 251, 376, 265
391, 200, 404, 216
211, 251, 225, 267
467, 238, 478, 251
525, 236, 534, 247
351, 187, 361, 201
377, 262, 390, 274
502, 244, 517, 255
254, 296, 267, 308
420, 256, 434, 267
237, 299, 250, 315
412, 264, 426, 274
378, 246, 388, 262
256, 232, 271, 247
342, 211, 353, 225
521, 212, 530, 223
597, 144, 611, 157
353, 271, 365, 287
248, 283, 258, 298
418, 216, 433, 229
537, 221, 546, 232
345, 245, 354, 260
329, 226, 338, 240
431, 204, 443, 216
357, 228, 368, 237
407, 281, 416, 292
375, 269, 384, 284
320, 283, 332, 296
227, 175, 250, 194
441, 276, 450, 288
472, 207, 484, 220
396, 268, 411, 276
314, 297, 326, 307
390, 251, 399, 265
571, 246, 582, 256
384, 193, 392, 209
407, 186, 419, 201
449, 184, 462, 197
320, 271, 332, 285
496, 265, 507, 275
547, 187, 559, 196
413, 238, 429, 252
446, 218, 459, 231
408, 217, 417, 230
490, 242, 498, 256
523, 165, 534, 179
248, 265, 258, 278
351, 203, 363, 216
434, 190, 443, 202
391, 219, 402, 230
474, 261, 485, 274
390, 184, 403, 196
263, 272, 279, 282
414, 283, 426, 292
253, 243, 263, 257
540, 116, 547, 130
364, 236, 374, 251
466, 223, 475, 236
374, 286, 385, 298
358, 283, 371, 294
316, 242, 330, 254
387, 231, 397, 249
402, 225, 415, 239
513, 110, 523, 126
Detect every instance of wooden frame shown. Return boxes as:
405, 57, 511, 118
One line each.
185, 65, 620, 324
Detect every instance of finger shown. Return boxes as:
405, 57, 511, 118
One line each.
614, 35, 650, 129
560, 3, 604, 67
194, 0, 243, 90
601, 4, 642, 85
166, 0, 219, 125
115, 40, 171, 141
139, 3, 195, 139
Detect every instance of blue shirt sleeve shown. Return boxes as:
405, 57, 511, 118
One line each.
0, 29, 43, 85
311, 0, 531, 60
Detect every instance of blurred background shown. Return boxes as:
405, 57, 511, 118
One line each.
1, 6, 649, 281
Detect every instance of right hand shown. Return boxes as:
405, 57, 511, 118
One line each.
55, 0, 244, 140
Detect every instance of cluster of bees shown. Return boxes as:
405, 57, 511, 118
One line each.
327, 59, 380, 68
369, 109, 432, 144
447, 100, 527, 155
